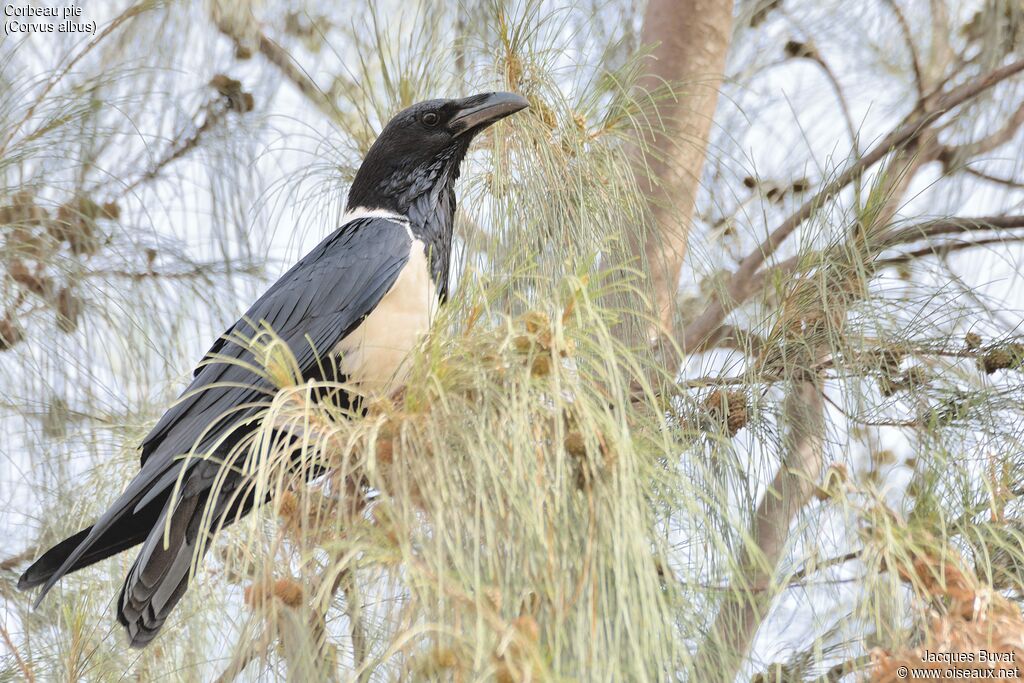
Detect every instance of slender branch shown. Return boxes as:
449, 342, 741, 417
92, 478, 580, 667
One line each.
744, 214, 1024, 293
0, 2, 153, 156
939, 101, 1024, 165
881, 214, 1024, 245
788, 550, 862, 584
800, 50, 859, 148
692, 378, 826, 681
115, 100, 231, 199
0, 624, 35, 683
881, 0, 923, 98
704, 324, 767, 355
681, 57, 1024, 353
963, 167, 1024, 189
212, 629, 269, 683
82, 261, 266, 282
214, 18, 341, 124
874, 235, 1024, 268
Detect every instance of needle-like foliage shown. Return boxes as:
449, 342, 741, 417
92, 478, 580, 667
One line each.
3, 1, 1024, 681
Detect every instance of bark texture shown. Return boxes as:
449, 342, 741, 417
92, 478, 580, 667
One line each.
632, 0, 734, 339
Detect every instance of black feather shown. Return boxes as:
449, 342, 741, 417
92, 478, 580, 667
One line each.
20, 216, 412, 623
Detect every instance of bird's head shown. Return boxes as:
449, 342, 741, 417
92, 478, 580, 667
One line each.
346, 92, 529, 217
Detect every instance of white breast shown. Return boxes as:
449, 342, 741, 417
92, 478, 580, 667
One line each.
333, 239, 437, 395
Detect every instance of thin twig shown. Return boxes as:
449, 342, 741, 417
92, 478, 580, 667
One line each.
116, 101, 230, 199
0, 623, 35, 683
0, 2, 153, 156
0, 548, 35, 571
874, 235, 1024, 268
882, 0, 923, 97
963, 167, 1024, 189
212, 632, 269, 683
682, 57, 1024, 353
882, 214, 1024, 245
213, 18, 341, 124
939, 101, 1024, 164
738, 214, 1024, 312
789, 550, 863, 583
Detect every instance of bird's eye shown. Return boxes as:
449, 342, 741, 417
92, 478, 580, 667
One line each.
421, 112, 440, 127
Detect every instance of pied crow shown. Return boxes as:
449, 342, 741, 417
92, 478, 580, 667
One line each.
18, 91, 529, 647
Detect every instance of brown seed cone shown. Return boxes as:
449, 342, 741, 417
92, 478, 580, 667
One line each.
6, 226, 51, 259
702, 389, 749, 436
564, 430, 587, 458
276, 490, 300, 530
243, 582, 264, 608
8, 260, 51, 297
244, 577, 305, 609
375, 436, 394, 466
432, 648, 459, 668
520, 310, 549, 336
56, 286, 83, 333
271, 578, 304, 607
512, 333, 532, 353
530, 96, 558, 130
530, 354, 551, 377
52, 200, 100, 255
210, 74, 255, 112
483, 585, 503, 613
726, 401, 749, 435
980, 348, 1013, 374
0, 317, 24, 350
512, 615, 540, 643
100, 201, 120, 220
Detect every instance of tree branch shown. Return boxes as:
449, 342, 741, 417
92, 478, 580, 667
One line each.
939, 101, 1024, 166
881, 214, 1024, 245
213, 17, 341, 124
692, 378, 826, 681
874, 235, 1024, 268
681, 57, 1024, 353
0, 623, 35, 683
963, 166, 1024, 189
881, 0, 923, 98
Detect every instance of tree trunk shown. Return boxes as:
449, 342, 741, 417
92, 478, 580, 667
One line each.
631, 0, 734, 341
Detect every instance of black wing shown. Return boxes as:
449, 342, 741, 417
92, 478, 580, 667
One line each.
140, 215, 411, 467
27, 215, 412, 601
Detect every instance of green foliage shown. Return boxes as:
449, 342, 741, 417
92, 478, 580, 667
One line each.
4, 0, 1024, 681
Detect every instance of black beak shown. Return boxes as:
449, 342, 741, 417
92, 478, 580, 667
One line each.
450, 92, 529, 137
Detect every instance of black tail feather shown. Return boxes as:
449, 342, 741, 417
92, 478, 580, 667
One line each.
19, 430, 319, 647
18, 500, 164, 591
118, 491, 206, 648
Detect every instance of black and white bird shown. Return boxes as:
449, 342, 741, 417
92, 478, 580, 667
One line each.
18, 92, 529, 647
